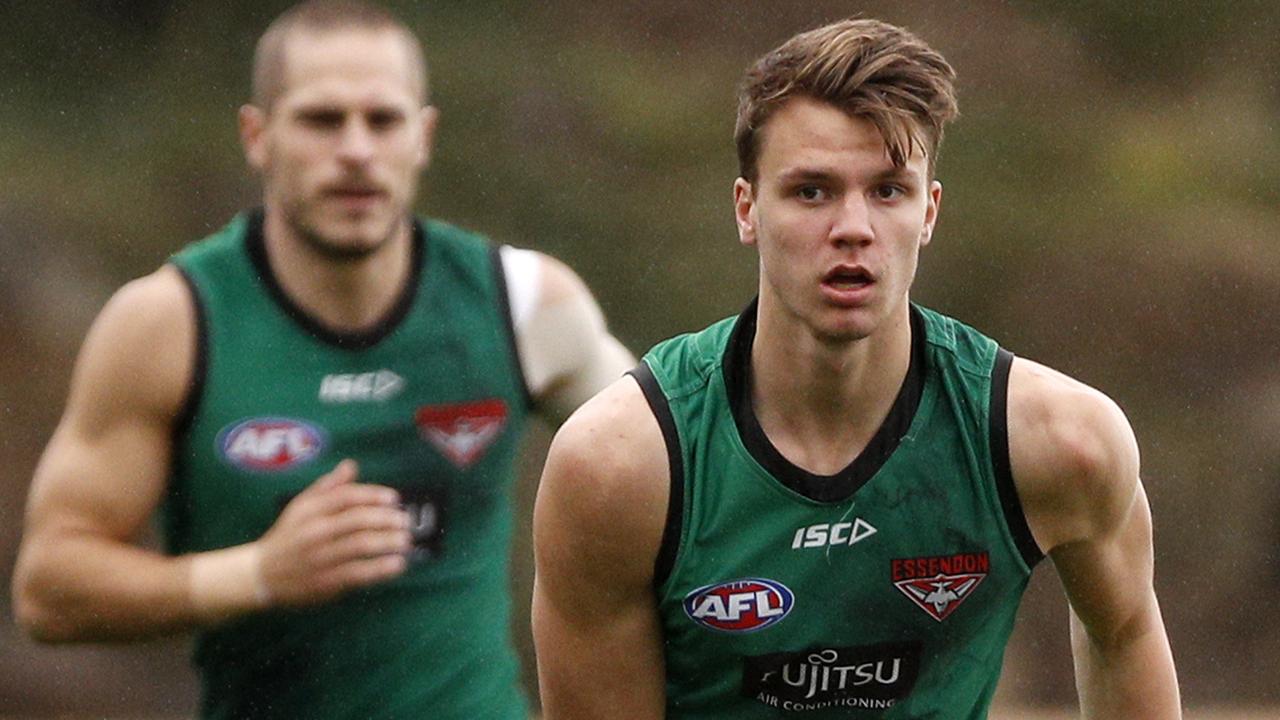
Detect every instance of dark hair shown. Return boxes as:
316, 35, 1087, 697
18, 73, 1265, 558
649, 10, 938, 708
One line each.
735, 18, 958, 182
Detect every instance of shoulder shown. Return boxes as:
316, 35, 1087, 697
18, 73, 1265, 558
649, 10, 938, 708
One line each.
101, 264, 193, 329
536, 374, 670, 583
544, 374, 669, 522
72, 266, 196, 423
1007, 357, 1140, 553
94, 266, 194, 358
500, 246, 590, 309
498, 245, 599, 335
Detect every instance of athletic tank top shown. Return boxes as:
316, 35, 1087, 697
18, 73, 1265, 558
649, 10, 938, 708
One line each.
633, 300, 1042, 719
165, 211, 531, 720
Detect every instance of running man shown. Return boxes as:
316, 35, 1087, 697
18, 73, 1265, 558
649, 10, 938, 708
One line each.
12, 2, 632, 718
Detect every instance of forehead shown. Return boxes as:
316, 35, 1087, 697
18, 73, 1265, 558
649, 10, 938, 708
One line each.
756, 97, 927, 181
277, 27, 422, 109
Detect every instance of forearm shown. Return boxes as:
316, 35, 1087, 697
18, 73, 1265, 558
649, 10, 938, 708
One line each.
1072, 601, 1181, 719
13, 530, 263, 642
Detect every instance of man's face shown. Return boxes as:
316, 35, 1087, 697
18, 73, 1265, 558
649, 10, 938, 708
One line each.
734, 96, 941, 343
241, 28, 435, 259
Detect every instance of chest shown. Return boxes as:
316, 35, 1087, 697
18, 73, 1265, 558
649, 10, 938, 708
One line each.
169, 285, 527, 557
656, 414, 1028, 709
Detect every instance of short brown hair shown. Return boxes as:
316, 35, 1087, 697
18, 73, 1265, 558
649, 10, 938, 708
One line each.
735, 18, 958, 182
252, 0, 427, 110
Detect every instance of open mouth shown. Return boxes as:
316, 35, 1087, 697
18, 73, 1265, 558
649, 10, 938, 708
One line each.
823, 266, 874, 289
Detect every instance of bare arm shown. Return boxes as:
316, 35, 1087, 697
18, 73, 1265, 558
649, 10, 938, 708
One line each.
12, 267, 412, 642
532, 376, 669, 719
503, 248, 635, 425
1009, 358, 1181, 719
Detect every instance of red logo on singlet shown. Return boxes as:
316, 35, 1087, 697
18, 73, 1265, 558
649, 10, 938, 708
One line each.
414, 399, 508, 468
891, 552, 989, 622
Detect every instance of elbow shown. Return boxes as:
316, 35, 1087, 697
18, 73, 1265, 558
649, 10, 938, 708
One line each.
12, 559, 82, 644
13, 590, 62, 644
14, 602, 74, 645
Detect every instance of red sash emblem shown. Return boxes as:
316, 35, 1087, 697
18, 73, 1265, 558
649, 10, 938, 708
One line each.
415, 399, 508, 468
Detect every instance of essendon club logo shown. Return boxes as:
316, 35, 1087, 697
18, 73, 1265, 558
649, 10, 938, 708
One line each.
891, 552, 989, 622
415, 399, 508, 469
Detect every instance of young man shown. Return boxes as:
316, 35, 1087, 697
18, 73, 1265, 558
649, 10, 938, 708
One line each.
12, 2, 631, 718
532, 18, 1181, 719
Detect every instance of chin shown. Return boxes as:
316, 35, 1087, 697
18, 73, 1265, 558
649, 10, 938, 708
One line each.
812, 324, 874, 345
302, 211, 401, 259
309, 236, 386, 261
302, 224, 389, 260
817, 305, 906, 345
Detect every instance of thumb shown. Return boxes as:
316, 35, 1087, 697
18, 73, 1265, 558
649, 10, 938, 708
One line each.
312, 458, 359, 490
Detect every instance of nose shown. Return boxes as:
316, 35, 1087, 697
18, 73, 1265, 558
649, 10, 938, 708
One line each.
337, 119, 375, 165
830, 193, 874, 248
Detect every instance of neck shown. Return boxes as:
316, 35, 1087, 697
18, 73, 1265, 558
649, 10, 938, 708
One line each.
750, 295, 913, 475
261, 209, 414, 331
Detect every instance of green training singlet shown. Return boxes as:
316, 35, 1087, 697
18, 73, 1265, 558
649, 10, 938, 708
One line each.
632, 300, 1043, 719
166, 211, 531, 720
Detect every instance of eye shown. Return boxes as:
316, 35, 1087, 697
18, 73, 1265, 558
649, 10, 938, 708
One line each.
796, 185, 828, 202
873, 184, 905, 201
297, 109, 344, 130
367, 109, 405, 132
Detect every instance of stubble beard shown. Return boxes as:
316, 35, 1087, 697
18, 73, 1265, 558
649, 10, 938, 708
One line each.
285, 200, 406, 263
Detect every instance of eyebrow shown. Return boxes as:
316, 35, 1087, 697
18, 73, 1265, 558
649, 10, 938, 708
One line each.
775, 165, 924, 186
776, 167, 839, 184
292, 103, 345, 116
873, 166, 924, 185
290, 102, 407, 118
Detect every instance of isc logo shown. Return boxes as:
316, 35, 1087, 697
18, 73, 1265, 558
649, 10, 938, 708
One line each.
683, 578, 794, 633
791, 519, 877, 550
218, 418, 325, 472
319, 369, 404, 403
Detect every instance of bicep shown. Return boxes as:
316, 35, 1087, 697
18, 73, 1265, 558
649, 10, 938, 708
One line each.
28, 398, 175, 545
531, 567, 666, 719
1051, 479, 1155, 646
24, 271, 193, 543
1008, 361, 1180, 710
531, 382, 668, 719
1009, 359, 1156, 640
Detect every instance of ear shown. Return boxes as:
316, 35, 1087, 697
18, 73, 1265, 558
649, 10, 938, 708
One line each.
733, 177, 758, 247
415, 105, 439, 170
239, 104, 269, 173
920, 180, 943, 247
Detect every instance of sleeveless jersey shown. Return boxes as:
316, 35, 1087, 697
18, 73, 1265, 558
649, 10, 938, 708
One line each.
165, 211, 531, 720
633, 301, 1043, 719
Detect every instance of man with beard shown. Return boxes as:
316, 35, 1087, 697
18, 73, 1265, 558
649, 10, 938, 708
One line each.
12, 2, 632, 718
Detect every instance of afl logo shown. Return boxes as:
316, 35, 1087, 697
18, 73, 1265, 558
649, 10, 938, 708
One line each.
683, 577, 795, 633
217, 418, 325, 472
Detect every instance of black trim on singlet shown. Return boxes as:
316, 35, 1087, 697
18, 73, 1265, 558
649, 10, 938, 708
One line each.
489, 244, 535, 410
169, 266, 208, 442
989, 348, 1044, 568
244, 208, 425, 351
627, 362, 685, 588
722, 298, 926, 503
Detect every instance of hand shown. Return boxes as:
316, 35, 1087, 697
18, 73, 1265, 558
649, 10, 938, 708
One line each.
256, 459, 411, 606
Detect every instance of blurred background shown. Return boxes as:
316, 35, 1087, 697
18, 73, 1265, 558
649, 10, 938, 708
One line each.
2, 0, 1278, 716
